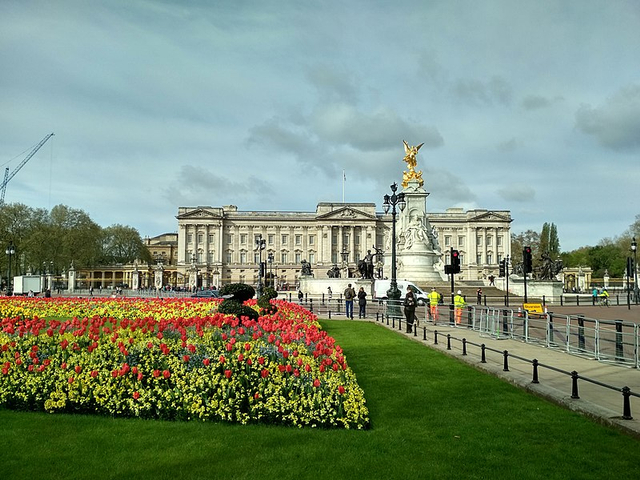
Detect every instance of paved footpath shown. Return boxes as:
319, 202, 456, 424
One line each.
366, 304, 640, 438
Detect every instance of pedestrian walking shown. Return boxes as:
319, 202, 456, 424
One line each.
476, 287, 483, 305
428, 287, 440, 322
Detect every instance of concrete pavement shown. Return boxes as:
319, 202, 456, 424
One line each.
368, 311, 640, 438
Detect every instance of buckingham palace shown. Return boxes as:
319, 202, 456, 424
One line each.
176, 202, 512, 290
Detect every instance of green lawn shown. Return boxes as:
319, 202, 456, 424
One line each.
1, 320, 639, 480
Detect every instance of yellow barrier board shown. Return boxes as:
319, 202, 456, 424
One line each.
523, 303, 544, 314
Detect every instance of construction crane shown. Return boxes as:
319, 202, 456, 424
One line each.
0, 133, 55, 205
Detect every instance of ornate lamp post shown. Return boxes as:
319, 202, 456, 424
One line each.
267, 252, 274, 288
382, 182, 406, 316
341, 247, 349, 278
5, 243, 15, 295
632, 237, 638, 304
255, 235, 266, 297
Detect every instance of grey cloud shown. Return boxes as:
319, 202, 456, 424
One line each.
426, 170, 477, 203
497, 184, 535, 202
310, 104, 443, 152
521, 95, 552, 110
306, 65, 360, 105
452, 76, 513, 106
164, 165, 276, 206
575, 84, 640, 151
496, 138, 522, 152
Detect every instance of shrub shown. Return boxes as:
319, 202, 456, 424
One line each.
219, 283, 255, 302
217, 300, 259, 321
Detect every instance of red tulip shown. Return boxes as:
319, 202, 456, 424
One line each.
225, 369, 232, 379
74, 365, 82, 374
261, 369, 269, 378
133, 391, 140, 400
28, 365, 34, 372
313, 379, 321, 388
153, 369, 160, 377
338, 386, 345, 395
91, 370, 98, 378
203, 358, 210, 366
68, 377, 74, 384
163, 370, 171, 379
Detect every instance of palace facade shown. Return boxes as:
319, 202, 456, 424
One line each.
176, 203, 512, 290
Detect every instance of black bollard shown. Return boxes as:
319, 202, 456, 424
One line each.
622, 386, 633, 420
503, 350, 509, 371
571, 371, 580, 399
548, 313, 554, 343
447, 334, 451, 350
532, 359, 539, 384
462, 338, 467, 356
481, 344, 486, 363
309, 298, 313, 313
434, 330, 438, 345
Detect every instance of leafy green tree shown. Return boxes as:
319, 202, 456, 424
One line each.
101, 225, 152, 265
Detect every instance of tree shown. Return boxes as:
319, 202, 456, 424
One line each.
101, 225, 152, 265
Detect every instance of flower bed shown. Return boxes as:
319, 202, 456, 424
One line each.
0, 297, 369, 429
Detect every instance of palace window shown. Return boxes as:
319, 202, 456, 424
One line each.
268, 234, 275, 245
281, 252, 288, 264
197, 233, 203, 244
240, 234, 247, 245
240, 252, 247, 264
187, 234, 193, 244
295, 235, 302, 246
444, 236, 451, 247
308, 235, 315, 245
458, 236, 465, 247
282, 235, 288, 245
295, 252, 301, 264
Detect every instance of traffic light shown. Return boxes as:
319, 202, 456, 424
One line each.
451, 250, 461, 274
499, 259, 506, 277
523, 246, 533, 273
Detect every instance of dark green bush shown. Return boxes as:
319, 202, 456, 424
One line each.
219, 283, 255, 302
261, 287, 278, 300
217, 300, 259, 321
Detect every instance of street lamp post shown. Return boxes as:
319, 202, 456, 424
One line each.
267, 252, 274, 288
255, 235, 266, 297
5, 243, 15, 295
382, 182, 406, 316
341, 247, 349, 278
632, 237, 638, 304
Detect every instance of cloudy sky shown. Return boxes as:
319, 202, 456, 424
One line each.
1, 0, 639, 251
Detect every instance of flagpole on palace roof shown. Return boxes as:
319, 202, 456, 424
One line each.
342, 170, 346, 203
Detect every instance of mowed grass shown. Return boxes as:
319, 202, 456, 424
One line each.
1, 320, 639, 480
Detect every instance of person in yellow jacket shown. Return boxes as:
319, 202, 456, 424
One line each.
454, 290, 466, 325
428, 287, 441, 322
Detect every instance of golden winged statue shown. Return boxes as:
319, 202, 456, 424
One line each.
401, 140, 424, 188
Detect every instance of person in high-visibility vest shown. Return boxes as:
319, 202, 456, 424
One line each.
428, 287, 441, 322
454, 290, 466, 325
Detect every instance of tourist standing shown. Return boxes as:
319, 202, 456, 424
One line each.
357, 287, 367, 318
343, 283, 355, 319
403, 286, 416, 333
476, 288, 483, 305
